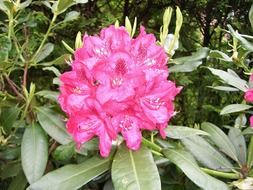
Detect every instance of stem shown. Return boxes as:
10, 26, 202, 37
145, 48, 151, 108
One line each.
247, 136, 253, 168
201, 168, 241, 179
23, 63, 28, 88
3, 74, 24, 99
31, 14, 57, 62
142, 137, 162, 153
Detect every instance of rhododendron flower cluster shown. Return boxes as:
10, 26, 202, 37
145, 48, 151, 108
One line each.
58, 25, 181, 157
244, 73, 253, 128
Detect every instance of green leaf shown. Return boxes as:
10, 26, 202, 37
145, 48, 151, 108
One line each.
0, 36, 12, 61
34, 43, 54, 63
0, 107, 20, 133
220, 104, 253, 115
165, 125, 209, 139
112, 144, 161, 190
36, 90, 59, 102
228, 128, 246, 165
21, 123, 48, 184
208, 68, 248, 92
208, 50, 233, 62
163, 149, 229, 190
201, 122, 239, 162
170, 48, 209, 72
28, 156, 111, 190
43, 66, 61, 77
63, 11, 80, 22
54, 0, 75, 14
227, 25, 253, 52
18, 0, 32, 10
182, 136, 233, 172
53, 142, 75, 161
0, 162, 21, 179
171, 48, 210, 65
62, 40, 74, 54
8, 170, 27, 190
169, 60, 202, 73
250, 4, 253, 29
36, 107, 72, 144
207, 86, 239, 92
38, 54, 71, 66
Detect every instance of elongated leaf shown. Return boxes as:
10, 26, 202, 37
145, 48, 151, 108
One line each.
228, 25, 253, 52
21, 123, 48, 184
36, 107, 71, 144
201, 122, 238, 162
169, 60, 202, 73
207, 85, 239, 92
208, 50, 233, 62
28, 156, 111, 190
163, 149, 229, 190
36, 90, 59, 102
39, 54, 71, 66
63, 11, 79, 22
165, 125, 209, 139
171, 47, 210, 65
228, 128, 246, 165
208, 68, 248, 91
112, 145, 161, 190
55, 0, 74, 14
182, 136, 233, 172
34, 43, 54, 63
250, 4, 253, 29
220, 104, 253, 115
43, 66, 61, 76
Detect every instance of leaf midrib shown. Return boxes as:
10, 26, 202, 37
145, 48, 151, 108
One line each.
129, 149, 141, 190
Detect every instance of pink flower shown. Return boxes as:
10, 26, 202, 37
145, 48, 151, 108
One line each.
244, 73, 253, 103
58, 25, 181, 157
250, 116, 253, 128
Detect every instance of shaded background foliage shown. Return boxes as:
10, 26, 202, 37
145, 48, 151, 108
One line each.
1, 0, 253, 189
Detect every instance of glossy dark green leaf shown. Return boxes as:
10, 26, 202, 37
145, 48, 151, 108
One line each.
220, 104, 252, 115
0, 107, 20, 133
163, 149, 229, 190
53, 142, 75, 161
21, 123, 48, 184
36, 107, 72, 144
112, 144, 161, 190
34, 43, 54, 63
8, 170, 27, 190
201, 122, 238, 162
228, 128, 246, 165
28, 156, 111, 190
208, 68, 248, 92
182, 136, 233, 172
165, 125, 209, 139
